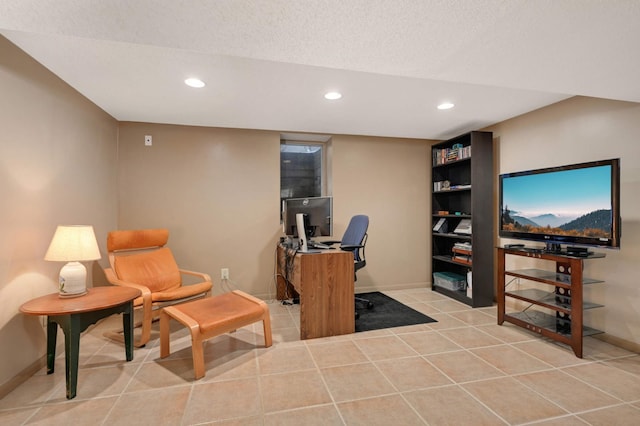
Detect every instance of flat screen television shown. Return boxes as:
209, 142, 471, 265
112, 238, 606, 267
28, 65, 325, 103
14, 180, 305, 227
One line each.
499, 159, 620, 251
283, 196, 333, 238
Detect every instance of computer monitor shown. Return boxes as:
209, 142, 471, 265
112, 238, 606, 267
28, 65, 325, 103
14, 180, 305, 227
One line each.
283, 196, 333, 238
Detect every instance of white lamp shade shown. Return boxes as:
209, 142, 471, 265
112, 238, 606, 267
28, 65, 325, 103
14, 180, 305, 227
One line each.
45, 225, 101, 297
45, 225, 101, 262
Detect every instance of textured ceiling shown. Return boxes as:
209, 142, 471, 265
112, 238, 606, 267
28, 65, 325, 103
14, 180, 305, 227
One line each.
1, 0, 639, 139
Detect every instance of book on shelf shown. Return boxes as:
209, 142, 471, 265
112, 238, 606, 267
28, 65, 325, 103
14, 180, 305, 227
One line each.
449, 184, 471, 190
454, 241, 472, 251
452, 254, 472, 265
433, 217, 448, 233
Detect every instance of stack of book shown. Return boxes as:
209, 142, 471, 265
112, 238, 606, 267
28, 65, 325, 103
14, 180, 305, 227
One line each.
432, 145, 472, 166
452, 242, 472, 265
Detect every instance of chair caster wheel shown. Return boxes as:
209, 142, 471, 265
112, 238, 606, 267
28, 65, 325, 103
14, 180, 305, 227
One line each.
367, 302, 374, 309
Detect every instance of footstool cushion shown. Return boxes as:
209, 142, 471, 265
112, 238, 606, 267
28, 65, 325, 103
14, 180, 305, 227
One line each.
160, 290, 272, 379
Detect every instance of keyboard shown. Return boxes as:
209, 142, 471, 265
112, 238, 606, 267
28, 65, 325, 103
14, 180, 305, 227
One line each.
308, 241, 331, 250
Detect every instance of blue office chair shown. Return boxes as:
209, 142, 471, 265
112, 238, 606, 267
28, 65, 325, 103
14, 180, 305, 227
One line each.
326, 215, 373, 313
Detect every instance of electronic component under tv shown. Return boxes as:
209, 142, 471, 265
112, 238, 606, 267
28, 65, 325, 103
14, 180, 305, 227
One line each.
499, 159, 621, 251
283, 196, 333, 238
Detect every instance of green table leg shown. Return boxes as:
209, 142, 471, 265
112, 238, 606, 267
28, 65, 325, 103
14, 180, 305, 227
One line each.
51, 314, 81, 399
123, 301, 134, 361
46, 319, 57, 374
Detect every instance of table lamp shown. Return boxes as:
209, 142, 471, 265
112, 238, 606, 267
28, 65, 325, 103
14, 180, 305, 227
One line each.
44, 225, 101, 297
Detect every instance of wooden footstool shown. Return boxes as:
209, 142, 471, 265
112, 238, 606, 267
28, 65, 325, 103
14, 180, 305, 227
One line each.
159, 290, 272, 379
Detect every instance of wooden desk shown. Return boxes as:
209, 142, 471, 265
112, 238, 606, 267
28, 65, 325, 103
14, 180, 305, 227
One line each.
276, 245, 354, 339
20, 286, 140, 399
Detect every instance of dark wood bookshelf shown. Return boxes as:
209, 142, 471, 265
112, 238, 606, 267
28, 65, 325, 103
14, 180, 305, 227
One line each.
430, 131, 494, 307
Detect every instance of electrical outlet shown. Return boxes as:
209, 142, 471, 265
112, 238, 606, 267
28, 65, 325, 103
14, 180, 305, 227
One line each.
221, 268, 229, 280
144, 135, 152, 146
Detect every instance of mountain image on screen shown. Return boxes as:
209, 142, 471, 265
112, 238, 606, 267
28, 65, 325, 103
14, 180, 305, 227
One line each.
502, 207, 612, 239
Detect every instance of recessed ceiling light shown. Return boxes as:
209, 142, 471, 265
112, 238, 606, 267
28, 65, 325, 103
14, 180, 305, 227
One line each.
324, 91, 342, 100
437, 102, 455, 110
185, 78, 205, 88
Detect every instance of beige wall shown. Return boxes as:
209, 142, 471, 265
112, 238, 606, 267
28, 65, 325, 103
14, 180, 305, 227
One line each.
0, 36, 118, 391
487, 96, 640, 348
116, 124, 432, 299
331, 134, 430, 290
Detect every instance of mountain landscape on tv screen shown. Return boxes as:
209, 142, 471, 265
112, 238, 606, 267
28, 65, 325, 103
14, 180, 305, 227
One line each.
503, 208, 612, 238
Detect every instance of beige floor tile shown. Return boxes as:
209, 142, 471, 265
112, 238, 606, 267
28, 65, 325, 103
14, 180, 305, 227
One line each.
269, 313, 298, 330
124, 359, 193, 392
263, 404, 343, 425
337, 394, 425, 425
604, 355, 640, 377
476, 323, 538, 344
563, 362, 640, 402
205, 416, 263, 425
24, 395, 118, 425
183, 378, 261, 424
259, 370, 332, 413
0, 407, 41, 425
307, 340, 368, 368
0, 373, 64, 409
424, 313, 468, 329
403, 385, 505, 425
47, 363, 139, 403
353, 335, 417, 360
463, 376, 567, 424
426, 350, 505, 383
385, 323, 432, 334
381, 291, 421, 304
438, 327, 503, 349
583, 337, 637, 361
402, 301, 443, 316
375, 356, 453, 391
406, 291, 449, 303
513, 340, 591, 368
105, 386, 191, 425
271, 327, 303, 344
449, 309, 496, 326
429, 299, 471, 313
471, 345, 552, 375
526, 415, 590, 425
320, 363, 396, 402
399, 330, 462, 355
515, 369, 620, 412
257, 345, 315, 375
84, 340, 154, 367
201, 349, 258, 382
577, 403, 640, 425
351, 328, 393, 339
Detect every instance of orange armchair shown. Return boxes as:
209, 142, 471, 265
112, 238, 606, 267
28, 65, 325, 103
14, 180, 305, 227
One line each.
103, 228, 212, 347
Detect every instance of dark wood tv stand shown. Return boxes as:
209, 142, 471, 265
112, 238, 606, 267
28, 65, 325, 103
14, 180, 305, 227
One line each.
497, 247, 605, 358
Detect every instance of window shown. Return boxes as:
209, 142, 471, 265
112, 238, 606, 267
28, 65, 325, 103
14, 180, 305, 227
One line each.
280, 134, 330, 207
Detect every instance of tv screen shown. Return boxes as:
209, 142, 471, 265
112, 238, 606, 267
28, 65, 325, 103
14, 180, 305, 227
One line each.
283, 196, 333, 238
499, 159, 620, 250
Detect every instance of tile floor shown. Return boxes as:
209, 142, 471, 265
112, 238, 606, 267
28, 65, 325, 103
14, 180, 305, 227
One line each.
2, 288, 640, 425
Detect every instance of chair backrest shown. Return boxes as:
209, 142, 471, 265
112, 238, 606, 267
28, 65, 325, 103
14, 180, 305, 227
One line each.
107, 229, 182, 292
342, 215, 369, 262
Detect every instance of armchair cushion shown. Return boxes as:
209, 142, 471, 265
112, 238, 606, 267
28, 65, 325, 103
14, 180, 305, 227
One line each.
113, 247, 181, 293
